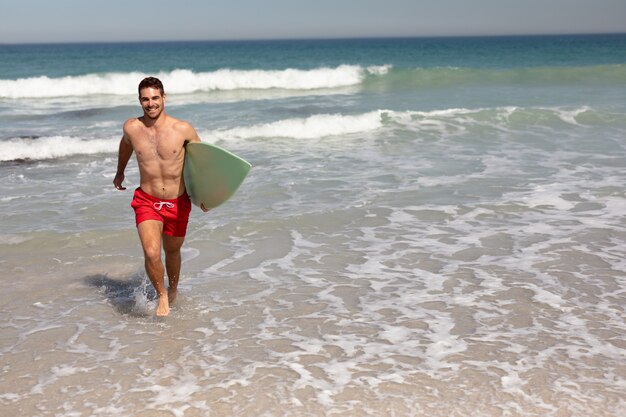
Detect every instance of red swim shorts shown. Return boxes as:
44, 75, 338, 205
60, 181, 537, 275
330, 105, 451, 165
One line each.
131, 188, 192, 237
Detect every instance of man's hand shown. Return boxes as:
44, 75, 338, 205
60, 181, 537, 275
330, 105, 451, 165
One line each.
200, 203, 211, 212
113, 173, 126, 190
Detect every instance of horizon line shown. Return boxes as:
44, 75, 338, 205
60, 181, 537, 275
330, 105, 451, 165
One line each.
2, 31, 626, 46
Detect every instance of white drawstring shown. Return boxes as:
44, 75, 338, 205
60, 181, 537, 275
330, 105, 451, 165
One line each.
153, 201, 175, 211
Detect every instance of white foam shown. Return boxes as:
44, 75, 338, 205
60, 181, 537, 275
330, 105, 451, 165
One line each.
501, 372, 524, 393
521, 186, 574, 210
0, 136, 118, 162
2, 109, 385, 162
209, 110, 384, 140
0, 65, 391, 98
553, 106, 591, 125
0, 106, 597, 162
379, 325, 412, 344
131, 278, 156, 317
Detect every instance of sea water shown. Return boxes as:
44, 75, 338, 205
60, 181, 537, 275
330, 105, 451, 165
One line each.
1, 35, 625, 416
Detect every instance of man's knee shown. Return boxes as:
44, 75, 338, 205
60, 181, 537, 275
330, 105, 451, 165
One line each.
142, 244, 162, 264
137, 220, 164, 263
163, 236, 184, 256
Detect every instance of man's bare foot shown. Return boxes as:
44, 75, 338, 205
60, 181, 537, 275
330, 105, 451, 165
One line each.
168, 287, 177, 305
156, 293, 170, 317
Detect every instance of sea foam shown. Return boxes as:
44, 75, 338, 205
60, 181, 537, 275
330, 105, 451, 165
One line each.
0, 110, 386, 161
0, 106, 598, 162
0, 136, 118, 162
0, 111, 385, 162
209, 111, 385, 140
0, 65, 391, 98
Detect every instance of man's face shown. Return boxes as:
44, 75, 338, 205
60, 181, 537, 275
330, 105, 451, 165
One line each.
139, 87, 165, 119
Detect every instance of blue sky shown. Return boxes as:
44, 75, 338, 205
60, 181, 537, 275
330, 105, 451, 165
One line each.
1, 0, 625, 43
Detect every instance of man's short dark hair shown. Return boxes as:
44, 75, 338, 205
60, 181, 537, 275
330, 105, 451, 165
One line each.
138, 77, 164, 96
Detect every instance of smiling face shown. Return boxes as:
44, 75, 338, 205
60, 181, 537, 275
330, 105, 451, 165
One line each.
139, 87, 166, 120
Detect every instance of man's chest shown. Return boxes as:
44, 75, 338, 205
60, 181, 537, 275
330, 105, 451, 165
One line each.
133, 133, 183, 161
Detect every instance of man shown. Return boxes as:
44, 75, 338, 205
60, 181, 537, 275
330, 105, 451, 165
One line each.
113, 77, 207, 317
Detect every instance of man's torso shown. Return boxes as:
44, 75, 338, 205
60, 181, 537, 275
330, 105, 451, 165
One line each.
125, 115, 188, 199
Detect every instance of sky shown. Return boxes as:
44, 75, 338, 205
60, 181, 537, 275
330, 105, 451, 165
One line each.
1, 0, 625, 44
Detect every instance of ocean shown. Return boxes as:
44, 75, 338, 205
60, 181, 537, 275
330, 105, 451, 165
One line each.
1, 35, 625, 416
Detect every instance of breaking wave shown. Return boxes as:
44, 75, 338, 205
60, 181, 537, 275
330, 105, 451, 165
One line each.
0, 65, 391, 98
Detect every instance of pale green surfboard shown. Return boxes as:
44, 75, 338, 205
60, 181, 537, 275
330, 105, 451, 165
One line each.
183, 142, 251, 210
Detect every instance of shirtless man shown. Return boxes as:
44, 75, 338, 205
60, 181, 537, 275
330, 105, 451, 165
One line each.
113, 77, 207, 317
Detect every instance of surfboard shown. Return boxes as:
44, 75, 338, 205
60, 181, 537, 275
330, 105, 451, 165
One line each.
183, 142, 251, 210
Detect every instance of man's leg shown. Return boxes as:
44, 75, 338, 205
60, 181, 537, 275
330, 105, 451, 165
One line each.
137, 220, 170, 316
163, 234, 185, 305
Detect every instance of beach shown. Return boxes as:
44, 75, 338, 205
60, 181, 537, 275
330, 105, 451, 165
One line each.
1, 35, 625, 416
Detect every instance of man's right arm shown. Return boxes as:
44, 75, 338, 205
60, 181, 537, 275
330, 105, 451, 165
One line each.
113, 125, 134, 191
